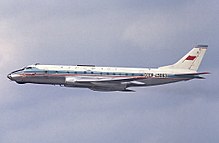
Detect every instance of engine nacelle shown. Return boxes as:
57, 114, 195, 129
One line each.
65, 77, 77, 85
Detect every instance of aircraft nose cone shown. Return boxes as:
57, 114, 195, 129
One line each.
7, 73, 17, 81
7, 73, 12, 80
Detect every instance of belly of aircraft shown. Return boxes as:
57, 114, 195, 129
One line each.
21, 74, 189, 91
23, 75, 66, 85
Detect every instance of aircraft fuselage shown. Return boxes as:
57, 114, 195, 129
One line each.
7, 45, 209, 92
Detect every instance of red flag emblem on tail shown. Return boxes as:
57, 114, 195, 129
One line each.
186, 55, 196, 60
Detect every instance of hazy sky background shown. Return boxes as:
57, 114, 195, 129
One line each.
0, 0, 219, 143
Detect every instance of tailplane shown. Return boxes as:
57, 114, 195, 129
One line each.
160, 45, 207, 71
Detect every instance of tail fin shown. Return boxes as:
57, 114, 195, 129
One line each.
160, 45, 207, 71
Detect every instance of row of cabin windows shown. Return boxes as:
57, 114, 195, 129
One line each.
28, 70, 144, 76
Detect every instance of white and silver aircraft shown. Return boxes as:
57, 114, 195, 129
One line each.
8, 45, 209, 92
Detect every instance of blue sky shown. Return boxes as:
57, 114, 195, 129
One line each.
0, 0, 219, 143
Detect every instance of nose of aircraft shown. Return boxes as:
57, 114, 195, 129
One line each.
7, 73, 12, 80
7, 73, 19, 81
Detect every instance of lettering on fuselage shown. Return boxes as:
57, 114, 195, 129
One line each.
144, 73, 167, 78
144, 73, 154, 78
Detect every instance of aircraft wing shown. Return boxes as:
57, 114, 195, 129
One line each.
66, 76, 145, 83
65, 76, 146, 92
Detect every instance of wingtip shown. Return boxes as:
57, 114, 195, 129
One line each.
122, 89, 136, 92
196, 76, 206, 79
201, 72, 211, 74
195, 45, 208, 49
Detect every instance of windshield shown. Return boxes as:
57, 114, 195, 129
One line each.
25, 67, 33, 70
11, 67, 25, 74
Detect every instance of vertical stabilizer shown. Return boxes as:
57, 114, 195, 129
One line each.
160, 45, 207, 71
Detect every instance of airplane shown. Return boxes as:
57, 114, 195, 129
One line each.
7, 45, 209, 92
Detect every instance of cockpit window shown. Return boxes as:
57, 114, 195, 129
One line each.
11, 67, 25, 74
25, 67, 33, 70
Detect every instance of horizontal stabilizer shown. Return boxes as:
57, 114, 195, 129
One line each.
174, 72, 210, 79
175, 72, 210, 76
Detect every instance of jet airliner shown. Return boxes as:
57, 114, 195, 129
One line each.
8, 45, 209, 92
